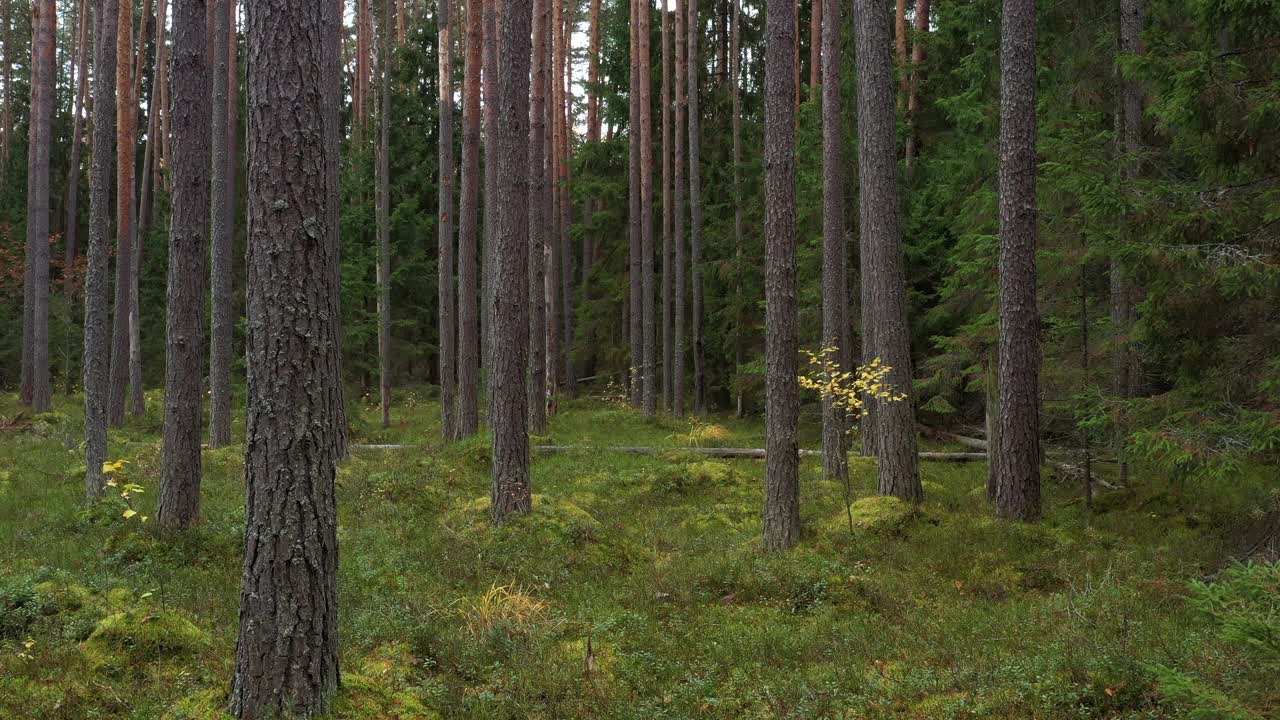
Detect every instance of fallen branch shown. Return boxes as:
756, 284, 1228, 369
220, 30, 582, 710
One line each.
349, 443, 989, 462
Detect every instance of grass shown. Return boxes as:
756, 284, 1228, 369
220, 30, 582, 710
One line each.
0, 387, 1275, 719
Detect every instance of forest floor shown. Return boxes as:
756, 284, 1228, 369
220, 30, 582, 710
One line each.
0, 388, 1275, 719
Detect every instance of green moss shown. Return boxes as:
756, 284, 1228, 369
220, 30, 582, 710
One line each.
81, 609, 210, 671
32, 580, 92, 614
825, 496, 916, 536
162, 690, 232, 720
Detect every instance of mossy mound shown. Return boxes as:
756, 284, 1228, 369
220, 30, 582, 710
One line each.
447, 494, 602, 542
32, 579, 93, 614
162, 689, 231, 720
81, 609, 210, 671
655, 460, 737, 496
334, 672, 441, 719
825, 496, 917, 536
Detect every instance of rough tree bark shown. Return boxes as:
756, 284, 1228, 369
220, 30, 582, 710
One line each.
558, 8, 574, 397
661, 0, 672, 411
107, 0, 134, 426
209, 0, 235, 446
528, 0, 548, 434
855, 0, 921, 501
672, 0, 686, 417
457, 0, 483, 436
640, 0, 656, 416
762, 0, 799, 551
731, 0, 743, 418
84, 0, 118, 501
904, 0, 929, 169
820, 0, 848, 481
1113, 0, 1143, 486
482, 0, 499, 405
627, 0, 641, 406
545, 0, 562, 407
687, 0, 705, 414
376, 0, 393, 429
22, 0, 54, 412
439, 0, 458, 439
894, 0, 907, 103
64, 0, 89, 274
808, 0, 819, 99
158, 0, 211, 530
229, 0, 343, 714
490, 0, 533, 523
991, 0, 1042, 521
0, 0, 9, 177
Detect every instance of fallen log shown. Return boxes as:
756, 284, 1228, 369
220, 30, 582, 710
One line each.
349, 443, 988, 462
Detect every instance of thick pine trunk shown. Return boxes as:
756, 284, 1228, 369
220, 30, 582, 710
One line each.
64, 0, 89, 275
490, 0, 533, 523
108, 0, 134, 426
22, 0, 55, 412
158, 0, 212, 529
457, 0, 483, 436
672, 0, 686, 417
84, 0, 118, 500
230, 0, 343, 713
627, 0, 641, 406
210, 0, 235, 446
820, 0, 848, 481
376, 0, 393, 429
855, 0, 920, 501
762, 0, 799, 552
687, 0, 705, 414
661, 2, 672, 411
992, 0, 1042, 521
528, 0, 548, 434
439, 0, 458, 439
481, 0, 499, 408
640, 0, 655, 416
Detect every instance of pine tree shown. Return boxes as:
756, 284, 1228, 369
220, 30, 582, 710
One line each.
820, 0, 848, 481
107, 0, 134, 426
63, 0, 89, 271
376, 0, 393, 429
529, 0, 549, 434
439, 0, 458, 439
661, 0, 673, 411
209, 0, 235, 447
21, 0, 54, 412
687, 0, 705, 414
672, 0, 686, 417
627, 0, 641, 406
457, 0, 483, 436
640, 0, 656, 416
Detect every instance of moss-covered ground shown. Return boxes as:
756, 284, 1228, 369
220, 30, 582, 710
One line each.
0, 389, 1275, 718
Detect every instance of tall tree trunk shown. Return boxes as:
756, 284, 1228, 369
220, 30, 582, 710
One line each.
490, 0, 533, 523
672, 0, 686, 417
894, 0, 907, 104
456, 0, 482, 435
376, 0, 393, 429
158, 4, 171, 191
730, 0, 743, 418
528, 0, 548, 434
639, 0, 655, 416
210, 0, 236, 446
904, 0, 929, 169
1113, 0, 1143, 487
22, 0, 55, 412
128, 0, 152, 416
687, 0, 704, 414
398, 0, 406, 42
545, 0, 562, 407
992, 0, 1041, 521
158, 0, 212, 529
64, 0, 90, 274
108, 0, 134, 426
84, 0, 118, 501
808, 0, 819, 100
820, 0, 847, 481
627, 0, 641, 406
661, 1, 672, 411
855, 0, 920, 501
439, 0, 458, 439
0, 0, 10, 178
231, 0, 343, 711
763, 0, 799, 552
482, 0, 499, 412
559, 8, 574, 398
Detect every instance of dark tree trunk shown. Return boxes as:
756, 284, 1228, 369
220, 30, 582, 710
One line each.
640, 0, 655, 416
64, 0, 89, 276
210, 0, 235, 447
376, 0, 393, 430
490, 0, 533, 523
904, 0, 929, 169
126, 0, 153, 419
627, 0, 641, 406
992, 0, 1042, 521
0, 0, 9, 177
158, 0, 211, 529
482, 0, 499, 410
545, 0, 562, 407
672, 0, 686, 417
558, 10, 574, 398
820, 0, 848, 481
808, 0, 820, 100
762, 0, 799, 552
528, 0, 548, 434
439, 0, 458, 439
108, 0, 134, 426
687, 0, 704, 414
731, 0, 743, 418
894, 0, 906, 103
230, 0, 343, 713
854, 0, 920, 502
84, 0, 118, 500
661, 1, 672, 411
1113, 0, 1143, 486
457, 0, 483, 436
22, 0, 55, 412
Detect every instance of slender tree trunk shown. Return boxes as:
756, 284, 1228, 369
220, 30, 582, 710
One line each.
731, 0, 743, 418
128, 92, 152, 419
992, 0, 1041, 521
559, 9, 574, 397
808, 0, 819, 100
587, 0, 600, 142
375, 0, 393, 429
482, 0, 499, 412
158, 6, 171, 191
894, 0, 907, 104
210, 0, 235, 446
639, 0, 656, 416
0, 0, 9, 178
763, 0, 799, 551
627, 0, 641, 406
545, 0, 562, 406
231, 0, 343, 711
528, 0, 548, 434
108, 0, 134, 426
490, 0, 533, 523
904, 0, 929, 169
687, 0, 705, 414
21, 0, 54, 411
439, 0, 458, 439
820, 0, 847, 481
398, 0, 406, 41
672, 0, 686, 417
455, 0, 482, 435
84, 0, 118, 501
1113, 0, 1143, 487
158, 0, 212, 529
64, 0, 90, 275
855, 0, 921, 501
661, 2, 672, 411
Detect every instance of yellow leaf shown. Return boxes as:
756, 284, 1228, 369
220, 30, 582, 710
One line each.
122, 509, 137, 519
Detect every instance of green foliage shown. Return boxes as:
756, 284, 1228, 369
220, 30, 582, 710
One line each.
81, 609, 210, 671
